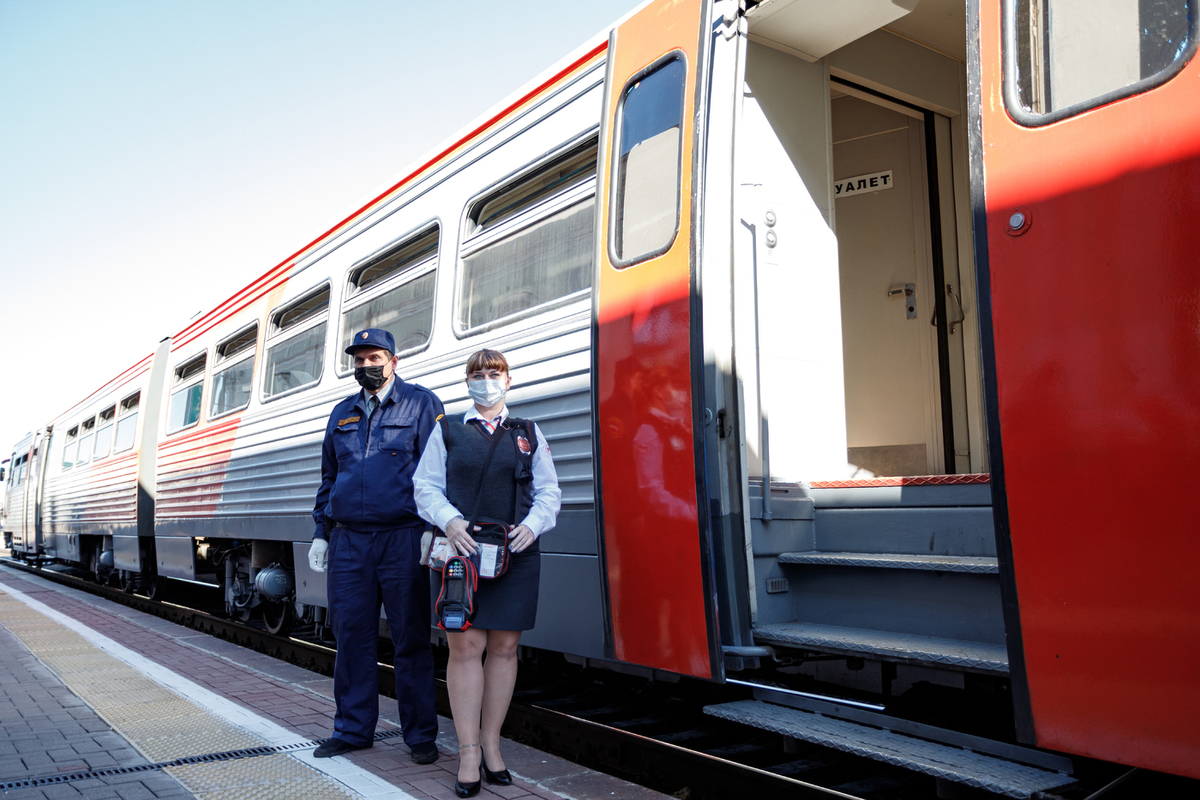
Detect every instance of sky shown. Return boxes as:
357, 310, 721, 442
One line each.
0, 0, 638, 462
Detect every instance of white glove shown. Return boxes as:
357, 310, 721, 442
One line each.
308, 538, 329, 573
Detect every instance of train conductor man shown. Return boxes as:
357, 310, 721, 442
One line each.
308, 328, 443, 763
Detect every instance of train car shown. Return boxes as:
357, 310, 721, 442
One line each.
6, 1, 1197, 795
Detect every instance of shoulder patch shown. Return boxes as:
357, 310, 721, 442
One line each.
338, 415, 361, 426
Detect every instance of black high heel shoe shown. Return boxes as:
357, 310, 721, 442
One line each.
456, 743, 481, 797
454, 777, 481, 798
483, 763, 513, 786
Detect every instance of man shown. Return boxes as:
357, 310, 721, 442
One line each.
309, 328, 443, 763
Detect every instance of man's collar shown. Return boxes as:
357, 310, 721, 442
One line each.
359, 375, 397, 409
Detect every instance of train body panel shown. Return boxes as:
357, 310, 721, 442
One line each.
7, 0, 1198, 786
973, 0, 1200, 778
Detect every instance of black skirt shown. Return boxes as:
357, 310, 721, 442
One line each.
437, 542, 541, 631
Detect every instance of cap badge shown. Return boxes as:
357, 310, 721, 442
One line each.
361, 332, 368, 339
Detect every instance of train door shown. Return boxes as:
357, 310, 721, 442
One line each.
973, 0, 1200, 778
7, 434, 42, 555
593, 0, 721, 679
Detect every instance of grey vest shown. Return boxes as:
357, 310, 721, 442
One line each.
444, 417, 534, 526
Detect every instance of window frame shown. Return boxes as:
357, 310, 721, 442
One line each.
336, 223, 440, 376
261, 283, 331, 404
454, 133, 599, 338
92, 406, 116, 461
76, 416, 96, 466
166, 351, 208, 435
62, 426, 79, 471
1003, 0, 1199, 127
208, 322, 259, 421
608, 52, 687, 268
113, 391, 141, 454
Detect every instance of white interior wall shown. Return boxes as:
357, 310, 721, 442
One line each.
736, 42, 850, 482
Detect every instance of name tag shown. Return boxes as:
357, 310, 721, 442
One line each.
338, 415, 361, 426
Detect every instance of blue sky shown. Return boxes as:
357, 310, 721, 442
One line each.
0, 0, 637, 460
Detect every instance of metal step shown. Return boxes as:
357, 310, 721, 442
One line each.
778, 551, 999, 573
753, 622, 1009, 674
704, 700, 1075, 799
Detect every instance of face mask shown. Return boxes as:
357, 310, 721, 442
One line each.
467, 378, 506, 407
355, 364, 389, 392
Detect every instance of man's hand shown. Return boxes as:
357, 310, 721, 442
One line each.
445, 516, 479, 555
509, 524, 535, 553
308, 538, 329, 572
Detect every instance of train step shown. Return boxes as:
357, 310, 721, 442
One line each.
778, 551, 999, 573
703, 699, 1076, 799
753, 622, 1009, 674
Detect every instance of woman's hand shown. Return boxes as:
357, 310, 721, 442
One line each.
446, 516, 479, 555
509, 524, 535, 553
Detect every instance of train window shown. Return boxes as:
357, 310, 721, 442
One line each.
210, 324, 258, 418
93, 406, 116, 460
339, 227, 438, 370
114, 392, 140, 454
457, 140, 597, 333
1007, 0, 1194, 124
76, 417, 96, 466
264, 285, 329, 400
168, 353, 206, 433
62, 427, 79, 470
611, 56, 686, 266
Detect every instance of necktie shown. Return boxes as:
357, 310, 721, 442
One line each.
367, 395, 378, 421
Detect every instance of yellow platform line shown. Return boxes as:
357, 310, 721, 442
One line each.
0, 578, 415, 799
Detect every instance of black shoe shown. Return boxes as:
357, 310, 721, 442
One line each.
410, 740, 439, 764
313, 738, 371, 758
455, 778, 481, 798
483, 764, 512, 786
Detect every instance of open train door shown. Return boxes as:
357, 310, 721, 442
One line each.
972, 0, 1200, 777
593, 0, 721, 680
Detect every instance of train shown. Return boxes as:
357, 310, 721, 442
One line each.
5, 1, 1198, 795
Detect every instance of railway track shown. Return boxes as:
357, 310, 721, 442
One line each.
3, 557, 1192, 800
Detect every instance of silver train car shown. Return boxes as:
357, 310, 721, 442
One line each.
8, 1, 1200, 790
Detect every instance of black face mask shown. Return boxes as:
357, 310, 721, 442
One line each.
354, 364, 389, 392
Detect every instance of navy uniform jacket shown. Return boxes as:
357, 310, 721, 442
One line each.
312, 378, 444, 539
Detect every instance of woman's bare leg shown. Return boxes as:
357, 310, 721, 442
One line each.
447, 628, 488, 782
479, 629, 522, 771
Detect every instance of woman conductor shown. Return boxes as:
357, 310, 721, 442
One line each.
413, 349, 561, 797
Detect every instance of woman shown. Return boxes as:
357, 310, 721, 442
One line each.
414, 349, 561, 797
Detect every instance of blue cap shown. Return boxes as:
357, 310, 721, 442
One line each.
345, 328, 395, 355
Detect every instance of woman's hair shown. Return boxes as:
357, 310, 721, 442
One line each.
466, 349, 509, 375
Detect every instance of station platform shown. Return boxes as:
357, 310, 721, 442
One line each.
0, 562, 667, 800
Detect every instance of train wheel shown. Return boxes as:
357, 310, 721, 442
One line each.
142, 575, 166, 601
120, 571, 136, 594
262, 602, 294, 637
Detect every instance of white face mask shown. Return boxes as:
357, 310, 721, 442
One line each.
467, 378, 506, 407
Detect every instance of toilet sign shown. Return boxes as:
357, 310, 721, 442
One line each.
835, 170, 893, 198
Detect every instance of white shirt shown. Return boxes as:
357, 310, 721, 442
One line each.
413, 404, 562, 539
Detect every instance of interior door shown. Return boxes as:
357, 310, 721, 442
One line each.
593, 0, 720, 680
833, 93, 943, 477
973, 0, 1200, 777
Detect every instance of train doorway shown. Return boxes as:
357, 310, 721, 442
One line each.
831, 87, 969, 477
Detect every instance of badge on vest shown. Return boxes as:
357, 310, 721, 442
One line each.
338, 415, 362, 426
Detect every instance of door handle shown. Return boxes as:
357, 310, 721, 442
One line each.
931, 283, 967, 333
888, 283, 917, 319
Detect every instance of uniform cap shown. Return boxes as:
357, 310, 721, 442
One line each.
345, 328, 395, 355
